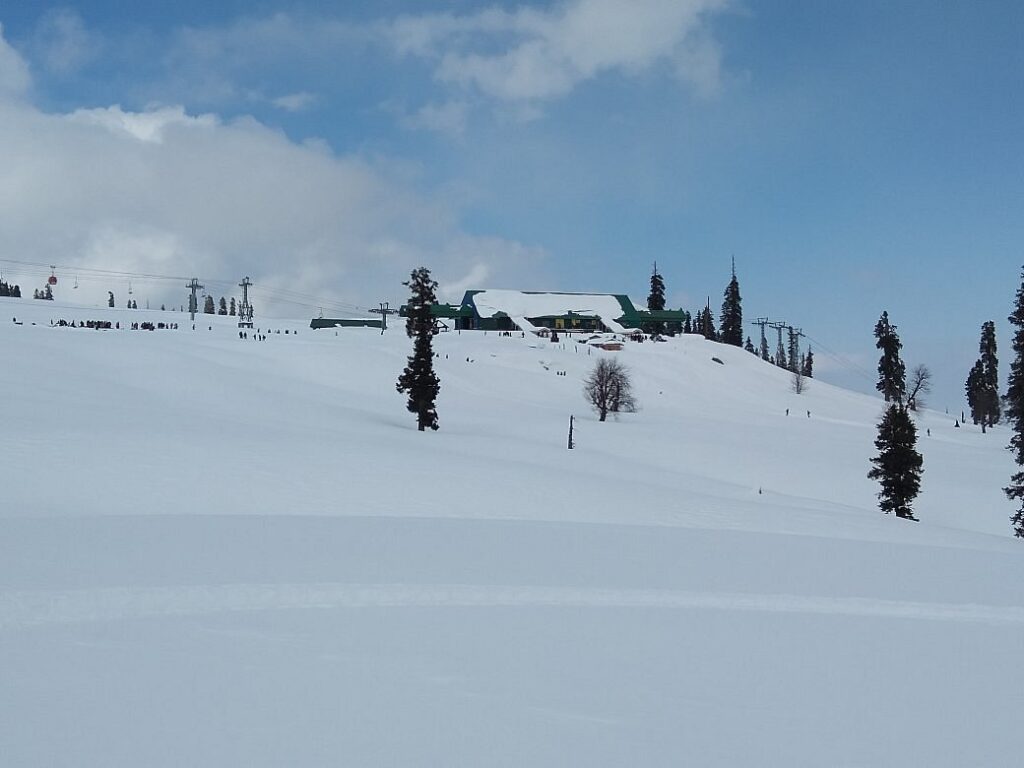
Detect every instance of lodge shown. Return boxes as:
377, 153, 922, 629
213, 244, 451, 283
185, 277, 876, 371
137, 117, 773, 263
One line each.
401, 289, 688, 335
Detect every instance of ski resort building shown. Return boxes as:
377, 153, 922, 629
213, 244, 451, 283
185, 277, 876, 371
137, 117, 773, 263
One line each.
401, 289, 688, 335
310, 317, 383, 330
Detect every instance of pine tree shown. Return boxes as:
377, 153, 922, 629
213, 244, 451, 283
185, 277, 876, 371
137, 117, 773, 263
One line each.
218, 297, 228, 315
719, 260, 743, 346
868, 403, 923, 520
396, 267, 440, 431
108, 292, 114, 308
203, 295, 215, 314
801, 347, 814, 378
682, 311, 691, 335
646, 262, 666, 336
759, 327, 770, 361
874, 311, 906, 403
702, 305, 717, 341
966, 360, 985, 426
1004, 269, 1024, 537
979, 321, 1000, 427
787, 327, 799, 373
230, 298, 236, 316
744, 336, 756, 354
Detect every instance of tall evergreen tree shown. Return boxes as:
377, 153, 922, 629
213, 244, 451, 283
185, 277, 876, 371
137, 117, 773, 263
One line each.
230, 297, 236, 316
646, 262, 666, 335
701, 305, 717, 341
1004, 269, 1024, 537
787, 327, 800, 373
719, 260, 743, 346
801, 347, 814, 378
966, 360, 985, 428
874, 311, 906, 403
218, 297, 228, 315
759, 326, 770, 361
979, 321, 1000, 427
108, 291, 114, 308
868, 403, 923, 520
203, 295, 215, 314
396, 267, 440, 431
744, 336, 756, 354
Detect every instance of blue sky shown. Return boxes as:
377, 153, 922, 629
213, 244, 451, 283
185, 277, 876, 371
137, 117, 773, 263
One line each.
1, 1, 1023, 408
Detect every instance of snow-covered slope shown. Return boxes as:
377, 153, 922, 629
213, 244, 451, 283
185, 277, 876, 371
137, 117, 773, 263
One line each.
2, 296, 1023, 767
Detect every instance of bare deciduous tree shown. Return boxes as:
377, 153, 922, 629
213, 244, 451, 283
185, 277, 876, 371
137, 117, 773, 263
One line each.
584, 358, 637, 421
906, 364, 932, 412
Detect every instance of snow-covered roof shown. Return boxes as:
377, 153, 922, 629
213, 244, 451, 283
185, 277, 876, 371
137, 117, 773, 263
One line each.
469, 289, 637, 334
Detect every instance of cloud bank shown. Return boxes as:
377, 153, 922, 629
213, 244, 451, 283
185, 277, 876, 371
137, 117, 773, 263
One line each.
389, 0, 729, 104
0, 29, 546, 315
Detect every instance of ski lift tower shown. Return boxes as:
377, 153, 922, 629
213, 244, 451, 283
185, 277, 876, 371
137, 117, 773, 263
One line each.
238, 276, 254, 328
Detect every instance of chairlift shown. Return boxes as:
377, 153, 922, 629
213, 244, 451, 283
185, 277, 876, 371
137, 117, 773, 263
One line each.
48, 266, 57, 286
128, 280, 133, 295
73, 276, 79, 289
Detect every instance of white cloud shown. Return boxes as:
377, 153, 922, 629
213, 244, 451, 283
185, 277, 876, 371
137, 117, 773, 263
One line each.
69, 104, 218, 143
272, 91, 316, 112
399, 100, 468, 136
28, 8, 98, 76
0, 30, 548, 316
0, 23, 31, 97
388, 0, 729, 104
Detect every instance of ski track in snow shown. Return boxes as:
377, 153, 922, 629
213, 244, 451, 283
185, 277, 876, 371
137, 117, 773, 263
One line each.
2, 583, 1023, 631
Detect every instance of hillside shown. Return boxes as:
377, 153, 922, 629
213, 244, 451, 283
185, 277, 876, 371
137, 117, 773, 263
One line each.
2, 295, 1024, 767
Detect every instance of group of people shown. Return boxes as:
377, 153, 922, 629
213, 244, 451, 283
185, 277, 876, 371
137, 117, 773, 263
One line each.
48, 318, 180, 331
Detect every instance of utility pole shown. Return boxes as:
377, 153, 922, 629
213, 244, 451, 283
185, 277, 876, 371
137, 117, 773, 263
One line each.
368, 301, 399, 334
768, 320, 788, 367
752, 317, 770, 360
238, 276, 253, 328
187, 278, 204, 322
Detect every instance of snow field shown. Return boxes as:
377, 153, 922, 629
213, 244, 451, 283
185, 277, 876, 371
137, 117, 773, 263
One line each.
2, 295, 1023, 766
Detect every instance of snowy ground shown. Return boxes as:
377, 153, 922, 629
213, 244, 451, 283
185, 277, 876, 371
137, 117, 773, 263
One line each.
2, 296, 1023, 766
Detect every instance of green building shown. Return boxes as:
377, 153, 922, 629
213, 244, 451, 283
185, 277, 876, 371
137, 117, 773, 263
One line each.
400, 289, 688, 335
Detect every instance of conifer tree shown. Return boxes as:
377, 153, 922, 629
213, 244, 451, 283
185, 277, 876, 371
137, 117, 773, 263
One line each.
108, 292, 114, 308
396, 267, 440, 431
203, 295, 215, 314
218, 297, 228, 315
719, 260, 743, 346
801, 347, 814, 378
874, 311, 906, 403
759, 327, 770, 361
230, 297, 236, 316
1003, 269, 1024, 537
979, 321, 1000, 427
744, 336, 756, 354
702, 305, 717, 341
966, 360, 985, 426
787, 327, 800, 373
646, 262, 666, 336
868, 403, 923, 520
